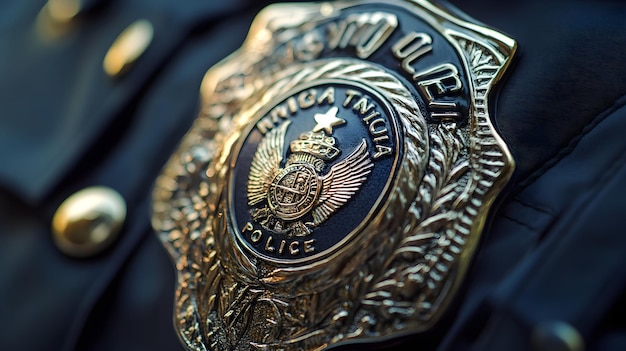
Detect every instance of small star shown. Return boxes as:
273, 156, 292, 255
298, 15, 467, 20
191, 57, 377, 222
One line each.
313, 107, 346, 135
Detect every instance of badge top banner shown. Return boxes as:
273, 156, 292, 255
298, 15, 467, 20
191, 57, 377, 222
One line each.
152, 1, 516, 349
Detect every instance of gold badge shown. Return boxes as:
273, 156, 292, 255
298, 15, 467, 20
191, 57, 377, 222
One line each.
152, 1, 516, 349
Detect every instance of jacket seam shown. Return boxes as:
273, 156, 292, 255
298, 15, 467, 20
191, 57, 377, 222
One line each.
517, 94, 626, 189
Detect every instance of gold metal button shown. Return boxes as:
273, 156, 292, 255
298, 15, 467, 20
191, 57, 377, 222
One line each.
36, 0, 82, 41
103, 19, 154, 78
52, 186, 126, 258
47, 0, 82, 23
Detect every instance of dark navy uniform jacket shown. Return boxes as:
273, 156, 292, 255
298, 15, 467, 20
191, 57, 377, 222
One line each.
1, 0, 625, 350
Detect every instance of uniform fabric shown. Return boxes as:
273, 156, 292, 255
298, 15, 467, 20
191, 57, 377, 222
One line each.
0, 0, 624, 350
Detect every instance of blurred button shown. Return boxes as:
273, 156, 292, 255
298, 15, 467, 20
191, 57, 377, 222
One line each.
36, 0, 80, 40
531, 321, 585, 351
46, 0, 105, 23
47, 0, 81, 23
52, 186, 126, 258
103, 19, 153, 78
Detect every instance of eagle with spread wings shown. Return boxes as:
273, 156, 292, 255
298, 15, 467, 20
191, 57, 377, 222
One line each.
247, 120, 374, 237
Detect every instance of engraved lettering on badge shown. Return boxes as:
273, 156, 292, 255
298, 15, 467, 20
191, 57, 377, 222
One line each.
392, 31, 463, 122
343, 90, 393, 159
256, 87, 335, 134
212, 13, 397, 105
242, 222, 316, 256
327, 12, 398, 59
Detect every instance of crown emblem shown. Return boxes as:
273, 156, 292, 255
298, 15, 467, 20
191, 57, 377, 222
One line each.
289, 131, 340, 162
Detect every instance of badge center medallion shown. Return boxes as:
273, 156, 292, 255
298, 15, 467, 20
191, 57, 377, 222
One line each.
231, 83, 401, 262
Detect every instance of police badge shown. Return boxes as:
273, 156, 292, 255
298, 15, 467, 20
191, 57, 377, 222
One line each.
152, 1, 516, 350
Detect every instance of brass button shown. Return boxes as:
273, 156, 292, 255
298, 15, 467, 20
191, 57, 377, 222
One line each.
36, 0, 82, 40
531, 321, 585, 351
103, 19, 154, 78
46, 0, 82, 23
52, 186, 126, 258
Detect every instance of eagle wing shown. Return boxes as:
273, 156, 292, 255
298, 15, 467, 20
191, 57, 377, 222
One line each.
312, 139, 373, 225
247, 121, 290, 206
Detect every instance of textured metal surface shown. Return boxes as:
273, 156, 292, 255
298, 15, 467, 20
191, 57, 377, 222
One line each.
152, 1, 516, 349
